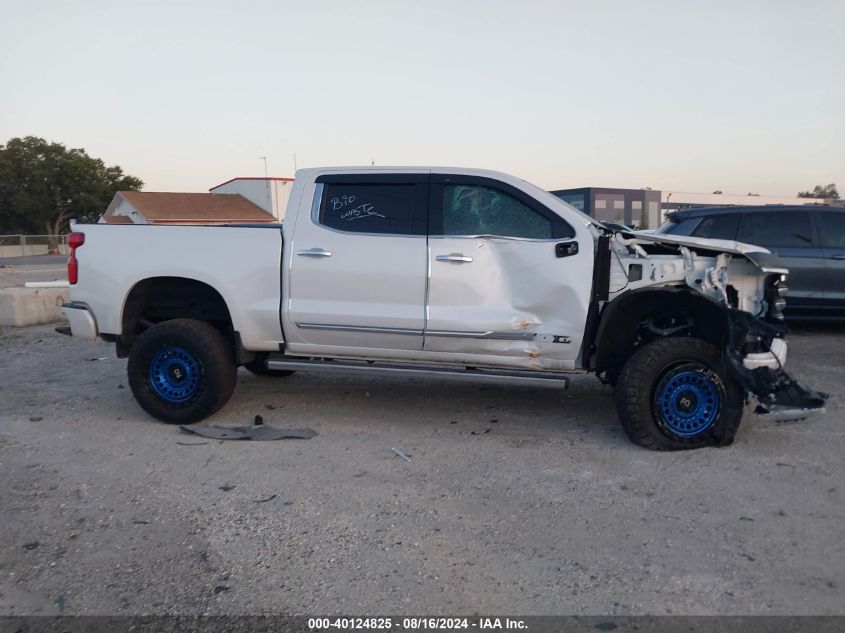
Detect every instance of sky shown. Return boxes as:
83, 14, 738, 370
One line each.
1, 0, 843, 197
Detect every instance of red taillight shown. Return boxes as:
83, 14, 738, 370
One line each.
67, 231, 85, 284
68, 232, 85, 249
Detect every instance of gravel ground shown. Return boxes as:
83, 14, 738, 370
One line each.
0, 323, 842, 616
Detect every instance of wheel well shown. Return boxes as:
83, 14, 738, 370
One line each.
589, 288, 729, 380
120, 277, 234, 352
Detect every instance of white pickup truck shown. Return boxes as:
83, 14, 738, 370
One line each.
59, 167, 825, 450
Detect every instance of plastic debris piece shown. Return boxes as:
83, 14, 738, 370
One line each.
179, 424, 318, 441
392, 447, 412, 462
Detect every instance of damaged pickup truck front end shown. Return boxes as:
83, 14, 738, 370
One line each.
597, 229, 827, 420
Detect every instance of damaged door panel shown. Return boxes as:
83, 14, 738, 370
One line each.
423, 174, 593, 370
424, 236, 593, 369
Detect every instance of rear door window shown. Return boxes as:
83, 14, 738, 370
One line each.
317, 179, 427, 235
817, 212, 845, 248
691, 213, 740, 240
737, 212, 813, 247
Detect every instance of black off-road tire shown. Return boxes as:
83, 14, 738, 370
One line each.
127, 319, 236, 424
243, 354, 295, 378
615, 337, 744, 450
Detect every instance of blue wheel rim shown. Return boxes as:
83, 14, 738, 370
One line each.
148, 346, 201, 403
654, 367, 721, 438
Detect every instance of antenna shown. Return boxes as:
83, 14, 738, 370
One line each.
293, 152, 297, 173
259, 156, 268, 178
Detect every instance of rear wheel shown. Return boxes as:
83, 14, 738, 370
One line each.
128, 319, 236, 424
616, 337, 744, 450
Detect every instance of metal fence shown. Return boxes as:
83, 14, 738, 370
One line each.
0, 235, 69, 265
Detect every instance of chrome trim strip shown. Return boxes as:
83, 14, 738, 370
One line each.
424, 330, 535, 341
296, 322, 423, 335
296, 323, 536, 341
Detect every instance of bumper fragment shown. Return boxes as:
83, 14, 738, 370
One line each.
725, 309, 828, 420
60, 302, 98, 340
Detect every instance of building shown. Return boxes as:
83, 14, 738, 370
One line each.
551, 186, 831, 228
550, 187, 663, 229
209, 177, 294, 221
100, 191, 277, 225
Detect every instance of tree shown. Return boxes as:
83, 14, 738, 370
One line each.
0, 136, 143, 238
798, 184, 839, 199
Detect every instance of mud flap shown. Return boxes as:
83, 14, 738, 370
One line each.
723, 310, 828, 422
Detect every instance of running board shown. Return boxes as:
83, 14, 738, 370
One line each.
265, 358, 570, 389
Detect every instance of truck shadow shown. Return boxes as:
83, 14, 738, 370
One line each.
235, 370, 627, 446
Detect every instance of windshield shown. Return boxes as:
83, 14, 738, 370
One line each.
655, 219, 679, 234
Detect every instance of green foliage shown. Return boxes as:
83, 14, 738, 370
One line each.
798, 183, 839, 199
0, 136, 143, 235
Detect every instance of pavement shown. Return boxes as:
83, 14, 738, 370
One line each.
0, 255, 67, 267
0, 323, 842, 616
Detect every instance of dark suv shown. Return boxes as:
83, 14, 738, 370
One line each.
657, 205, 845, 319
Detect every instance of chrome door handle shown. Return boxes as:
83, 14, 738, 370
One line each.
297, 248, 332, 258
436, 254, 473, 263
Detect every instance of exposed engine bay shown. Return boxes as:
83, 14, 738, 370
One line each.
597, 228, 827, 418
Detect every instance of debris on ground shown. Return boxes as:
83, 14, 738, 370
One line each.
253, 494, 277, 503
218, 484, 235, 492
179, 423, 318, 441
392, 447, 412, 462
29, 416, 42, 422
23, 541, 40, 551
176, 441, 209, 446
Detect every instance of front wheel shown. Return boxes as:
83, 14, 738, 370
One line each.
615, 338, 744, 450
127, 319, 236, 424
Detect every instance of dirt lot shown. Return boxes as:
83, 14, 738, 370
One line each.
0, 323, 843, 616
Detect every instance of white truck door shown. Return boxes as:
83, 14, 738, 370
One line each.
424, 174, 594, 370
285, 173, 429, 354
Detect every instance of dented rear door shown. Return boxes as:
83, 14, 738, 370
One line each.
423, 174, 593, 370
